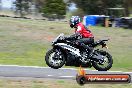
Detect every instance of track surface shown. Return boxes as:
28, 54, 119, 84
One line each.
0, 65, 131, 82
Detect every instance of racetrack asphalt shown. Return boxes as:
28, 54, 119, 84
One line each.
0, 65, 131, 83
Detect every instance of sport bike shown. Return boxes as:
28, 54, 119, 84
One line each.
45, 33, 113, 71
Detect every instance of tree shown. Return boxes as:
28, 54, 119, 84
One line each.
42, 0, 66, 20
0, 0, 2, 10
33, 0, 46, 12
69, 0, 124, 15
14, 0, 31, 17
123, 0, 132, 16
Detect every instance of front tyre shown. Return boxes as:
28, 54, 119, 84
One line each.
92, 51, 113, 71
45, 49, 65, 69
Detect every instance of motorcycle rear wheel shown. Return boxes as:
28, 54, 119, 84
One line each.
92, 51, 113, 71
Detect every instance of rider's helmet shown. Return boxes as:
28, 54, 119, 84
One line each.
69, 16, 81, 28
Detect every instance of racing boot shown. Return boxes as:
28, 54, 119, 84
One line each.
87, 47, 94, 58
80, 43, 93, 58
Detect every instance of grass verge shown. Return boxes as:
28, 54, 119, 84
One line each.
0, 17, 132, 71
0, 78, 131, 88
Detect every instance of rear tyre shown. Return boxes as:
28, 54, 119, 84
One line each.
92, 51, 113, 71
45, 49, 66, 69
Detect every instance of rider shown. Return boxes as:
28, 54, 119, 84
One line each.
65, 16, 94, 58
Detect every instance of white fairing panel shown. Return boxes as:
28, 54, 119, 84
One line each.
55, 43, 81, 57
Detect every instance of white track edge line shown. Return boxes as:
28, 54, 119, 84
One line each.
0, 65, 77, 70
0, 65, 131, 73
59, 76, 75, 78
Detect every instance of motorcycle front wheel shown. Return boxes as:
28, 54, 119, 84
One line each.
45, 49, 66, 69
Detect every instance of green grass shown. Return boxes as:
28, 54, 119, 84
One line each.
0, 10, 15, 16
91, 26, 132, 71
130, 14, 132, 17
0, 78, 131, 88
0, 17, 71, 67
0, 17, 132, 71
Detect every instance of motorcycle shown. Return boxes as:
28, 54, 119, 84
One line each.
45, 33, 113, 71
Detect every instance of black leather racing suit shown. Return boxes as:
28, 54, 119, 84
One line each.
65, 33, 94, 57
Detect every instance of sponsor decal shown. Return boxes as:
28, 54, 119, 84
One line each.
76, 66, 131, 85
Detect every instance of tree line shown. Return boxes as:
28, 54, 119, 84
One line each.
69, 0, 132, 17
2, 0, 131, 18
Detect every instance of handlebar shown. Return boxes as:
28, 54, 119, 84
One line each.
101, 39, 110, 42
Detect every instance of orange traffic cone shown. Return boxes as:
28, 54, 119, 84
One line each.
78, 65, 86, 76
